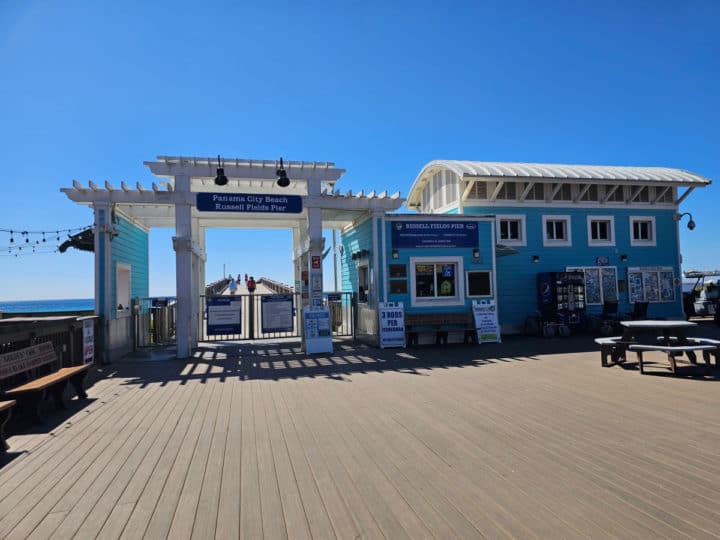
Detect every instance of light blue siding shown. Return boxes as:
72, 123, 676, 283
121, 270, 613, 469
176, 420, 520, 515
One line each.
340, 216, 374, 302
461, 206, 682, 329
109, 216, 149, 319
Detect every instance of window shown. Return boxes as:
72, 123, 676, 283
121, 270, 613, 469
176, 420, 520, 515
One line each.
579, 185, 599, 202
587, 215, 615, 246
410, 256, 464, 306
627, 266, 675, 303
469, 182, 487, 199
467, 271, 492, 297
389, 264, 407, 294
542, 215, 572, 246
496, 182, 517, 200
495, 214, 526, 246
116, 263, 131, 317
358, 265, 369, 303
567, 266, 618, 305
629, 216, 656, 246
524, 183, 545, 200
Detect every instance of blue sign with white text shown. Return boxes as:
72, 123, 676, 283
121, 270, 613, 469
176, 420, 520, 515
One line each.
206, 297, 241, 335
197, 193, 302, 214
391, 221, 479, 249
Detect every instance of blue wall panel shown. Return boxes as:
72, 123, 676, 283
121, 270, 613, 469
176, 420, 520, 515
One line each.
109, 216, 149, 319
340, 216, 374, 302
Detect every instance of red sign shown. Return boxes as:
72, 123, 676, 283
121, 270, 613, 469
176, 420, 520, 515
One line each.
311, 255, 321, 269
301, 270, 308, 283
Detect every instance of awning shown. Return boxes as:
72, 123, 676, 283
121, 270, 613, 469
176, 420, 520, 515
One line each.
59, 227, 94, 253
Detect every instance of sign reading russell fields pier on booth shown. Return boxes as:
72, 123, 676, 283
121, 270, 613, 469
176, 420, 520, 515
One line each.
391, 221, 479, 248
197, 193, 302, 213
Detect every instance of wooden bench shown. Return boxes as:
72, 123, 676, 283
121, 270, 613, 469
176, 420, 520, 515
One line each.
655, 336, 720, 367
0, 341, 91, 424
0, 400, 15, 452
405, 312, 475, 346
594, 336, 626, 367
628, 343, 717, 374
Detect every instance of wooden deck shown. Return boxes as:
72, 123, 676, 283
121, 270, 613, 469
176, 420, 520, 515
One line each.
1, 337, 719, 539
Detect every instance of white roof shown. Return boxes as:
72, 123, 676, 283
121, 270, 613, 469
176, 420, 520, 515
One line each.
408, 160, 711, 205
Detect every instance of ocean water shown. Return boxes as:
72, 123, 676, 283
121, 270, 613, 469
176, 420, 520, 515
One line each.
0, 298, 94, 313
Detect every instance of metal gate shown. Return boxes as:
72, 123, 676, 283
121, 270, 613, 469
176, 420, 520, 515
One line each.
199, 292, 355, 342
133, 297, 177, 347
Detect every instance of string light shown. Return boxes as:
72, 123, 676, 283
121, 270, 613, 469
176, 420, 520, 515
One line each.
0, 224, 92, 256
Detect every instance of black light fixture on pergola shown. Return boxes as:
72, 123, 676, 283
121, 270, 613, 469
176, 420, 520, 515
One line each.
276, 157, 290, 188
214, 155, 228, 186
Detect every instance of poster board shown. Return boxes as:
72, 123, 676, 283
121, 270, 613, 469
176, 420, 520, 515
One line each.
206, 297, 242, 335
261, 295, 294, 333
303, 306, 333, 354
472, 299, 501, 343
82, 318, 94, 365
379, 302, 405, 349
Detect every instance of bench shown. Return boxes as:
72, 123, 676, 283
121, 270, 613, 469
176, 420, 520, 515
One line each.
405, 312, 475, 346
594, 336, 627, 367
0, 400, 15, 452
628, 343, 717, 374
0, 341, 91, 424
655, 337, 720, 367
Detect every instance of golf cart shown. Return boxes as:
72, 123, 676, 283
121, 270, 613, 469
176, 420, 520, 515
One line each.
683, 270, 720, 324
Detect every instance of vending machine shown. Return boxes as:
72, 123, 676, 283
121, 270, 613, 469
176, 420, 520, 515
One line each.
537, 272, 587, 332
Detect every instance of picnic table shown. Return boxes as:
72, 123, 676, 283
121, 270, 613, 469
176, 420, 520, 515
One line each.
596, 320, 719, 374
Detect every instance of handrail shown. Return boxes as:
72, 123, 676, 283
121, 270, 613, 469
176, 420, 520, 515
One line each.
205, 278, 231, 296
258, 277, 294, 295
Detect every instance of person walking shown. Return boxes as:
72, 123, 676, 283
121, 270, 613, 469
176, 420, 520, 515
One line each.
228, 277, 237, 295
247, 276, 256, 294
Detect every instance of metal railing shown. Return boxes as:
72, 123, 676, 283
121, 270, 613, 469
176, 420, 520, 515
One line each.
133, 297, 176, 347
258, 277, 294, 294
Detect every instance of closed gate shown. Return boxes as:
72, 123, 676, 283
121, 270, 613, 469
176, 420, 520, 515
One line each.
199, 292, 355, 342
133, 297, 177, 347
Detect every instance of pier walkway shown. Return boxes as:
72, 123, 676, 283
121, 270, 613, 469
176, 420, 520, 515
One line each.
1, 334, 719, 539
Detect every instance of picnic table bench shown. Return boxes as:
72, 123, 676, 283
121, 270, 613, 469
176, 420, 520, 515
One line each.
0, 400, 15, 452
405, 311, 475, 346
0, 341, 91, 424
629, 343, 717, 374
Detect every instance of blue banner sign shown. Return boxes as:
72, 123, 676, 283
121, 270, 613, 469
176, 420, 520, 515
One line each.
391, 221, 479, 249
261, 295, 294, 333
206, 297, 241, 335
197, 193, 302, 214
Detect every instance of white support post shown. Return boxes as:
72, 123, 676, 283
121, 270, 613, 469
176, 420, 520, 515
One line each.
93, 202, 112, 363
173, 174, 194, 358
306, 205, 324, 308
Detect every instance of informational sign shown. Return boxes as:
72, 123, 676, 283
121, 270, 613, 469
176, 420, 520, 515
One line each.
379, 302, 405, 348
261, 295, 294, 333
303, 307, 333, 353
311, 255, 321, 269
595, 256, 609, 266
152, 297, 168, 307
82, 319, 94, 365
327, 293, 342, 302
197, 193, 302, 214
391, 221, 479, 249
472, 300, 501, 343
206, 297, 242, 335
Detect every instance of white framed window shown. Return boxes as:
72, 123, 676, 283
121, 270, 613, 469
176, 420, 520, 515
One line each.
409, 256, 464, 307
567, 266, 619, 306
524, 183, 545, 200
466, 270, 493, 297
627, 266, 675, 303
587, 215, 615, 246
542, 215, 572, 247
116, 263, 131, 318
603, 185, 624, 202
629, 216, 656, 246
495, 214, 526, 246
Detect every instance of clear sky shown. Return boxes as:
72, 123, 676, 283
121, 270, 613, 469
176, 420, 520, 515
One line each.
0, 0, 718, 301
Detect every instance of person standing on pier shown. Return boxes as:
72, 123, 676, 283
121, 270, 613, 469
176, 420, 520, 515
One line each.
247, 276, 256, 294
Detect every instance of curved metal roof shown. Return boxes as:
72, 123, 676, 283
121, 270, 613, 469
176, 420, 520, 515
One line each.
407, 160, 711, 206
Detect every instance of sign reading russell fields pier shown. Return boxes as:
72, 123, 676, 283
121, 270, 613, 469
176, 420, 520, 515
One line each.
391, 220, 479, 248
197, 193, 302, 213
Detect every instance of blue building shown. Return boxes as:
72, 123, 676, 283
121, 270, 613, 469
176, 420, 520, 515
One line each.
341, 161, 710, 340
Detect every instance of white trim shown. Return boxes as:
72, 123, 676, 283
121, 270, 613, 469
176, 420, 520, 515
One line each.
629, 216, 657, 246
542, 215, 572, 247
495, 214, 527, 246
465, 270, 493, 298
586, 215, 615, 247
115, 262, 132, 318
409, 256, 464, 307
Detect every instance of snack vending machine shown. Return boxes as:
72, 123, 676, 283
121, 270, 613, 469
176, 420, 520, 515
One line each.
537, 272, 587, 333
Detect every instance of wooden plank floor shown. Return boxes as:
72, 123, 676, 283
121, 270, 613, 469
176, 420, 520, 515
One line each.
1, 336, 720, 539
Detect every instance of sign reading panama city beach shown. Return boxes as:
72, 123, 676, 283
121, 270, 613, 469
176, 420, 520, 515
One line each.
197, 192, 303, 213
391, 220, 479, 248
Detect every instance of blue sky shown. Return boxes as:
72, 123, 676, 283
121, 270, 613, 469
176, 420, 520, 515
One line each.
0, 0, 718, 300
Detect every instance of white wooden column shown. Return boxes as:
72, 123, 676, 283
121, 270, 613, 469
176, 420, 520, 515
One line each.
93, 202, 113, 363
173, 174, 194, 358
306, 205, 324, 307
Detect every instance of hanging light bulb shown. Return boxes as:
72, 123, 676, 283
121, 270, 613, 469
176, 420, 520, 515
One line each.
214, 154, 228, 186
9, 230, 14, 244
276, 157, 290, 188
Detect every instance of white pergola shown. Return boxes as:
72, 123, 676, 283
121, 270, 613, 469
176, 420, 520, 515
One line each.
62, 155, 404, 358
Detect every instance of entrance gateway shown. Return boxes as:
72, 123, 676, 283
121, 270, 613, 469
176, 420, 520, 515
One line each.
62, 156, 404, 361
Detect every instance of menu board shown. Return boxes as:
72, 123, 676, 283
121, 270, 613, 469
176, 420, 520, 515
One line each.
628, 271, 644, 303
584, 268, 602, 305
472, 300, 501, 343
660, 271, 675, 301
601, 267, 618, 302
628, 267, 675, 303
643, 272, 660, 302
379, 302, 405, 348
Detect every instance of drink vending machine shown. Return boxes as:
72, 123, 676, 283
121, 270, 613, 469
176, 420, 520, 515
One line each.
536, 272, 586, 335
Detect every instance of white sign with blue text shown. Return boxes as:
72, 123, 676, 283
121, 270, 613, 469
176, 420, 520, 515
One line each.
303, 306, 333, 354
379, 302, 405, 348
472, 299, 501, 343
